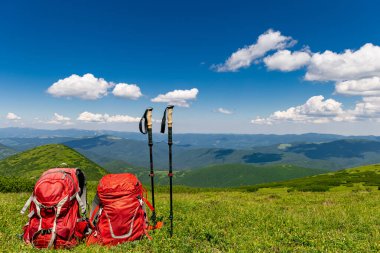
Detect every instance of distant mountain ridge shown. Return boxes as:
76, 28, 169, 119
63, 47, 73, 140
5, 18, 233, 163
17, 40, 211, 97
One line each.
2, 141, 380, 190
1, 127, 380, 148
3, 128, 380, 171
62, 136, 380, 171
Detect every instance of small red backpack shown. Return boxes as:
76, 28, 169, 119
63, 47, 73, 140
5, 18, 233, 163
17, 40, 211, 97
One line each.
87, 173, 154, 246
20, 168, 90, 249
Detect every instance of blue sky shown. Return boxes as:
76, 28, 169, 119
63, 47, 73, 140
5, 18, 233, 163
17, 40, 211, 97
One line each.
1, 0, 380, 134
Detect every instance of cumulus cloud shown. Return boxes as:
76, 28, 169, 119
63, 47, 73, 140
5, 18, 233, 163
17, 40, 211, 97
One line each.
112, 83, 142, 100
350, 97, 380, 119
6, 112, 21, 120
77, 111, 140, 123
47, 73, 113, 100
264, 50, 311, 72
151, 88, 199, 107
251, 96, 351, 124
47, 113, 72, 125
213, 29, 296, 72
217, 108, 233, 114
335, 77, 380, 96
305, 43, 380, 81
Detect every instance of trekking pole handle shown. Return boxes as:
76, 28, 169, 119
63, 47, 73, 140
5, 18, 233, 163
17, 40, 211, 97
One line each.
146, 108, 153, 130
167, 106, 173, 128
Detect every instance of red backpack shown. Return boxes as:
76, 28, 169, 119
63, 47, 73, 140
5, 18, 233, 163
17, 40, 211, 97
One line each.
20, 168, 90, 249
87, 173, 155, 246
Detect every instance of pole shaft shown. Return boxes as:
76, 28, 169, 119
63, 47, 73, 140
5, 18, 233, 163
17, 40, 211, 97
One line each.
144, 108, 156, 224
168, 126, 173, 237
148, 129, 156, 223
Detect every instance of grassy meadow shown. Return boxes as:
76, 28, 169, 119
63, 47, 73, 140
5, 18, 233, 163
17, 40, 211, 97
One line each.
1, 187, 380, 252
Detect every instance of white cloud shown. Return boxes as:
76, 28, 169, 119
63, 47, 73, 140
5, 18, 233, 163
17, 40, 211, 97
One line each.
47, 113, 72, 125
251, 96, 350, 124
106, 115, 141, 123
77, 111, 140, 123
151, 88, 199, 107
6, 112, 21, 120
77, 112, 105, 122
335, 77, 380, 96
305, 43, 380, 81
217, 108, 233, 114
47, 73, 113, 100
112, 83, 142, 100
350, 97, 380, 119
264, 50, 311, 72
213, 29, 296, 72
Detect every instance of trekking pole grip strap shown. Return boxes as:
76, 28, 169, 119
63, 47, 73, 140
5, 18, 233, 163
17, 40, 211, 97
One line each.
160, 105, 174, 133
140, 108, 153, 134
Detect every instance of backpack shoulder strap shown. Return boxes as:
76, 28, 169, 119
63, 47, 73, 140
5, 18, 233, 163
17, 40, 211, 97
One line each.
89, 193, 101, 225
20, 194, 34, 215
75, 169, 87, 215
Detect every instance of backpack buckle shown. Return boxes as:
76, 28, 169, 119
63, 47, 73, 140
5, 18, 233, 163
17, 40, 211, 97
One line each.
41, 229, 52, 235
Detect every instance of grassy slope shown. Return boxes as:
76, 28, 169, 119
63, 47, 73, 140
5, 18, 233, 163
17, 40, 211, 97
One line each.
245, 163, 380, 192
0, 143, 16, 160
1, 189, 380, 252
0, 144, 107, 180
175, 164, 327, 187
122, 164, 327, 188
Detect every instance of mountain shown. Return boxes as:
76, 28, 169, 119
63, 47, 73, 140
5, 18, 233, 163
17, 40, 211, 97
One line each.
2, 127, 380, 148
245, 163, 380, 192
0, 137, 77, 151
62, 135, 380, 171
119, 164, 327, 188
0, 143, 17, 160
4, 129, 380, 171
0, 144, 107, 180
286, 139, 380, 159
63, 135, 173, 170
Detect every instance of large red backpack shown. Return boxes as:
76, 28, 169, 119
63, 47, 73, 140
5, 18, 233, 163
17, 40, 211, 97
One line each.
87, 173, 154, 246
20, 168, 90, 249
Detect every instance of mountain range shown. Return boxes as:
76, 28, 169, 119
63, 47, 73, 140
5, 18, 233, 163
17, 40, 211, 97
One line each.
2, 128, 380, 172
1, 143, 379, 190
0, 144, 327, 187
2, 127, 380, 148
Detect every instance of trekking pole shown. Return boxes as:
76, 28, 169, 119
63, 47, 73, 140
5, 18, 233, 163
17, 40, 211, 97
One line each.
139, 107, 156, 225
161, 105, 174, 237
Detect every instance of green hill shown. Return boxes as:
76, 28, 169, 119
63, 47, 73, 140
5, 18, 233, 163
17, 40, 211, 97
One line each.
0, 144, 107, 180
0, 143, 17, 160
122, 164, 327, 187
245, 163, 380, 192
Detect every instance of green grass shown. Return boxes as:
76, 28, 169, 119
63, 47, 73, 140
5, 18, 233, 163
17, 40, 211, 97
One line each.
0, 144, 107, 180
1, 189, 380, 252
